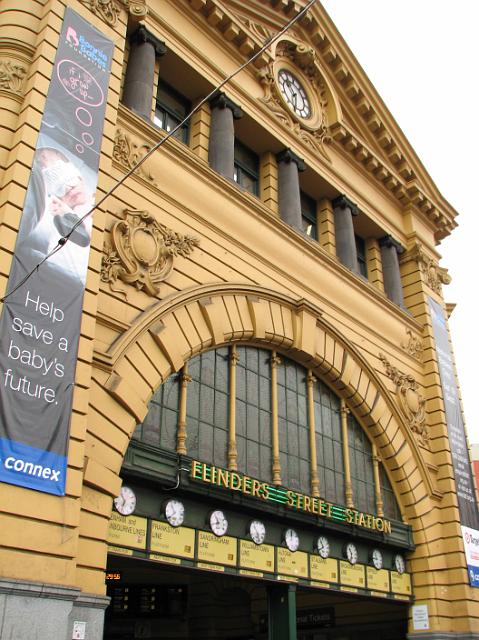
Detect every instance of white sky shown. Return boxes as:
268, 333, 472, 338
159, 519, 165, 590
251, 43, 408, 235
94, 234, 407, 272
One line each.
320, 0, 479, 443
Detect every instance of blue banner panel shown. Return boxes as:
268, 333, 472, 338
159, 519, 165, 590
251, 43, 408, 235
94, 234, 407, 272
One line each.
429, 298, 479, 587
0, 8, 113, 496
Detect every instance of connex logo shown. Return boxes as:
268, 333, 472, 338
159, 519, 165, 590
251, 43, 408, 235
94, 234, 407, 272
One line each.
3, 456, 61, 482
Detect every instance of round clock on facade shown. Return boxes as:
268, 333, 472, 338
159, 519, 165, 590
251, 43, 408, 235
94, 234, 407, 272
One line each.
316, 535, 330, 559
277, 68, 311, 119
394, 554, 406, 574
249, 520, 266, 545
114, 486, 136, 516
371, 548, 383, 570
284, 528, 300, 552
209, 509, 228, 536
164, 499, 185, 528
344, 542, 358, 565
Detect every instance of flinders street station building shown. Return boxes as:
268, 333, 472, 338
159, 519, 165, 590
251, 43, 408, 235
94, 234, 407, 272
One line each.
0, 1, 478, 639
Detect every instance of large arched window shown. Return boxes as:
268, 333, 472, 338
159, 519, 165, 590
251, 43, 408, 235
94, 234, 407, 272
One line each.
133, 345, 401, 520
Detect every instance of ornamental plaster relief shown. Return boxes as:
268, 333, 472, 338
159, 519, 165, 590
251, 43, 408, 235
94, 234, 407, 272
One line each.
379, 353, 428, 448
113, 128, 157, 185
101, 209, 200, 297
83, 0, 148, 25
401, 242, 451, 294
401, 328, 423, 362
0, 59, 26, 96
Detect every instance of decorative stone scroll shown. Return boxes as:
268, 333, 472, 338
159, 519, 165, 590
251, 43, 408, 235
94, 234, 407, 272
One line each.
401, 328, 423, 362
101, 209, 200, 296
113, 129, 156, 185
401, 242, 451, 294
88, 0, 120, 25
379, 353, 428, 447
257, 40, 331, 160
0, 59, 26, 95
121, 0, 148, 20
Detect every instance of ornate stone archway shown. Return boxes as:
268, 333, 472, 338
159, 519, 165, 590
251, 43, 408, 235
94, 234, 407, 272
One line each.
78, 283, 437, 595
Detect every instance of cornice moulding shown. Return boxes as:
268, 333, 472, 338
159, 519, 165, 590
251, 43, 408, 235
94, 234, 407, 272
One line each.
182, 0, 457, 240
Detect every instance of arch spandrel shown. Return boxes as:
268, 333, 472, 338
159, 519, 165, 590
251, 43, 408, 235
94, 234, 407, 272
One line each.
89, 283, 438, 521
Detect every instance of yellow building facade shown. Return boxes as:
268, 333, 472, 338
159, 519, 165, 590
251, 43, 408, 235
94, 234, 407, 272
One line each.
0, 1, 477, 639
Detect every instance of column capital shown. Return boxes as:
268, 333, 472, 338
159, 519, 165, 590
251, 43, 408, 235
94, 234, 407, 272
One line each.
332, 194, 359, 216
130, 25, 167, 57
276, 148, 306, 172
379, 234, 404, 254
209, 91, 243, 119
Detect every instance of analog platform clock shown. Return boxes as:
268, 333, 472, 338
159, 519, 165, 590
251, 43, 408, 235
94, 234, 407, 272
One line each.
249, 520, 266, 545
316, 535, 330, 559
164, 499, 185, 528
114, 486, 136, 516
394, 554, 406, 574
344, 542, 358, 565
277, 68, 312, 120
284, 528, 300, 552
209, 509, 228, 536
371, 548, 383, 570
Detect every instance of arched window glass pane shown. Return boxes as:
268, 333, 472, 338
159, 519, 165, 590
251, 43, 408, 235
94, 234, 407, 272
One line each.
186, 347, 229, 467
277, 358, 310, 493
348, 415, 376, 514
133, 374, 179, 450
236, 347, 272, 482
380, 464, 402, 520
314, 382, 344, 504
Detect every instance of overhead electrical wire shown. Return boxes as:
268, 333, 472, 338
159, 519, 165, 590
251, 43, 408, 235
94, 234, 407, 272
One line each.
0, 0, 317, 304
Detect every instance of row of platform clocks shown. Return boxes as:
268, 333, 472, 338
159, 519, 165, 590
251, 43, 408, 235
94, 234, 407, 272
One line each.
113, 485, 406, 575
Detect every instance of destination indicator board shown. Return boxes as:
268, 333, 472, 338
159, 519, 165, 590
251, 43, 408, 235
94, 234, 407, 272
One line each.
277, 548, 308, 578
198, 532, 237, 566
310, 556, 338, 583
107, 512, 147, 550
366, 567, 390, 592
240, 540, 275, 573
391, 571, 412, 596
340, 561, 365, 588
150, 521, 195, 559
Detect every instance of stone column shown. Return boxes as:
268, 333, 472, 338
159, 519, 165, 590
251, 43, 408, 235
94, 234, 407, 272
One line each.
380, 235, 405, 307
332, 195, 359, 272
208, 92, 243, 179
276, 148, 306, 230
122, 26, 167, 120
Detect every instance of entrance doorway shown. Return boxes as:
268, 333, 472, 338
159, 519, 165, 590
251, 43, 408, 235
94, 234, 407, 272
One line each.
104, 555, 408, 640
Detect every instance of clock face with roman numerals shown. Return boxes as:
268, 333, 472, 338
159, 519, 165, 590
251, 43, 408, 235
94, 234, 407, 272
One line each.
277, 69, 311, 119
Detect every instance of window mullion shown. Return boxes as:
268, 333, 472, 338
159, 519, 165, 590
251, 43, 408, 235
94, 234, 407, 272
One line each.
271, 352, 282, 485
176, 366, 191, 455
372, 443, 384, 517
228, 345, 239, 470
340, 400, 354, 508
307, 372, 320, 497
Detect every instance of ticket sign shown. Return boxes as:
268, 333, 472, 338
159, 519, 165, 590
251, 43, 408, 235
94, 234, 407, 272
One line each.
277, 548, 308, 578
240, 540, 275, 573
310, 556, 338, 584
197, 532, 237, 566
150, 521, 195, 559
366, 567, 390, 592
107, 512, 147, 550
391, 571, 412, 596
340, 561, 365, 588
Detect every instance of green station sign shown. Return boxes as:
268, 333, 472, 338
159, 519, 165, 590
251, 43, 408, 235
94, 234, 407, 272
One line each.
190, 460, 392, 535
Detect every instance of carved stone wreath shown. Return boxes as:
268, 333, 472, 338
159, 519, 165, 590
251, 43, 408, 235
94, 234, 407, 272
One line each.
379, 353, 429, 447
101, 209, 200, 296
257, 40, 331, 160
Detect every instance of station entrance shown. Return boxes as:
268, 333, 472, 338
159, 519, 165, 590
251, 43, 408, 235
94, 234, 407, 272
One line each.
104, 555, 408, 640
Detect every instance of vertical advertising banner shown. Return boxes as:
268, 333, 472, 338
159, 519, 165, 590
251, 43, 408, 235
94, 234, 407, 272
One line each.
0, 9, 113, 495
429, 297, 479, 586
